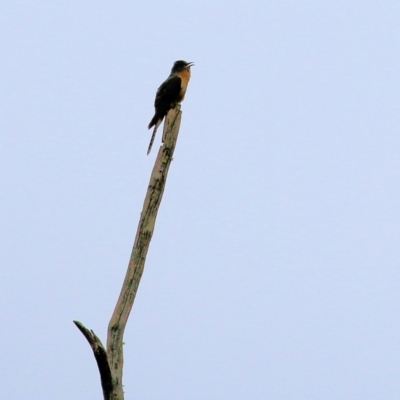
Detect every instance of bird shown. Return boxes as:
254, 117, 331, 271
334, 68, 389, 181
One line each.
147, 60, 194, 154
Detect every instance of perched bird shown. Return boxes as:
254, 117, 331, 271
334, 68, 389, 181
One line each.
147, 60, 194, 154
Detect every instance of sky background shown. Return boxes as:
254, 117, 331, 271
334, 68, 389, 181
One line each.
1, 1, 400, 399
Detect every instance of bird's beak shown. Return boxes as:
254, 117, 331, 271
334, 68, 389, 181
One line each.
187, 62, 194, 67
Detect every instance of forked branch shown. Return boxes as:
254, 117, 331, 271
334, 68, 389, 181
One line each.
74, 105, 182, 400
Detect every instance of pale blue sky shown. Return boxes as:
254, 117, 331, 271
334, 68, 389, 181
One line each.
1, 1, 400, 399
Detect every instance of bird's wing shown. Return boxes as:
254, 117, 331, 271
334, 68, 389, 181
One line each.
154, 75, 182, 109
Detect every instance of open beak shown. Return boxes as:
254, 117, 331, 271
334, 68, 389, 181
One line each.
187, 62, 194, 67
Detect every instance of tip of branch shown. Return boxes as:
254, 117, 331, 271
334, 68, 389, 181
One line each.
73, 321, 113, 399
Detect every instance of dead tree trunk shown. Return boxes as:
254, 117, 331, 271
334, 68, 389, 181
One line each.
74, 105, 182, 400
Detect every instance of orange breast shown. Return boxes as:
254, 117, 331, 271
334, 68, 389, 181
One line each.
177, 69, 191, 101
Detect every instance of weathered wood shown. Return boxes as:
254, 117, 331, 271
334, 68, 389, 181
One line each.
74, 105, 182, 400
73, 321, 113, 400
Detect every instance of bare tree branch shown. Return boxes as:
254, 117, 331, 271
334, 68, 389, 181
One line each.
74, 105, 182, 400
73, 321, 113, 400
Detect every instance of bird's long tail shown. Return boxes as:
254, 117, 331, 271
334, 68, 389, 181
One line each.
147, 124, 159, 155
147, 113, 164, 155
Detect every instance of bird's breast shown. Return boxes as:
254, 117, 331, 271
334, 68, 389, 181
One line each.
177, 69, 191, 101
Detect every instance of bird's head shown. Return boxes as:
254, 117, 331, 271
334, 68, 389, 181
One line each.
171, 60, 194, 73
